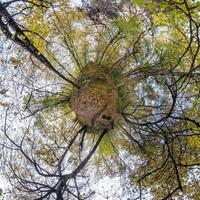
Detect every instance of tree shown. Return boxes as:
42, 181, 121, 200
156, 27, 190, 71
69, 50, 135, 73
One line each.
0, 0, 200, 199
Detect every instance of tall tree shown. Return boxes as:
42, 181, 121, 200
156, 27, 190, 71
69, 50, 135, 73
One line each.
0, 0, 200, 199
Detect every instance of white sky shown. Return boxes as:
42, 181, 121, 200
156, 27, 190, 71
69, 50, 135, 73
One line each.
70, 0, 82, 7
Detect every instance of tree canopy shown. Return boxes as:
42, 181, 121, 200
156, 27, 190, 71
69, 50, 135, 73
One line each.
0, 0, 200, 199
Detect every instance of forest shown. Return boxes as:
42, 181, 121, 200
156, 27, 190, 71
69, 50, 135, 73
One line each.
0, 0, 199, 199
